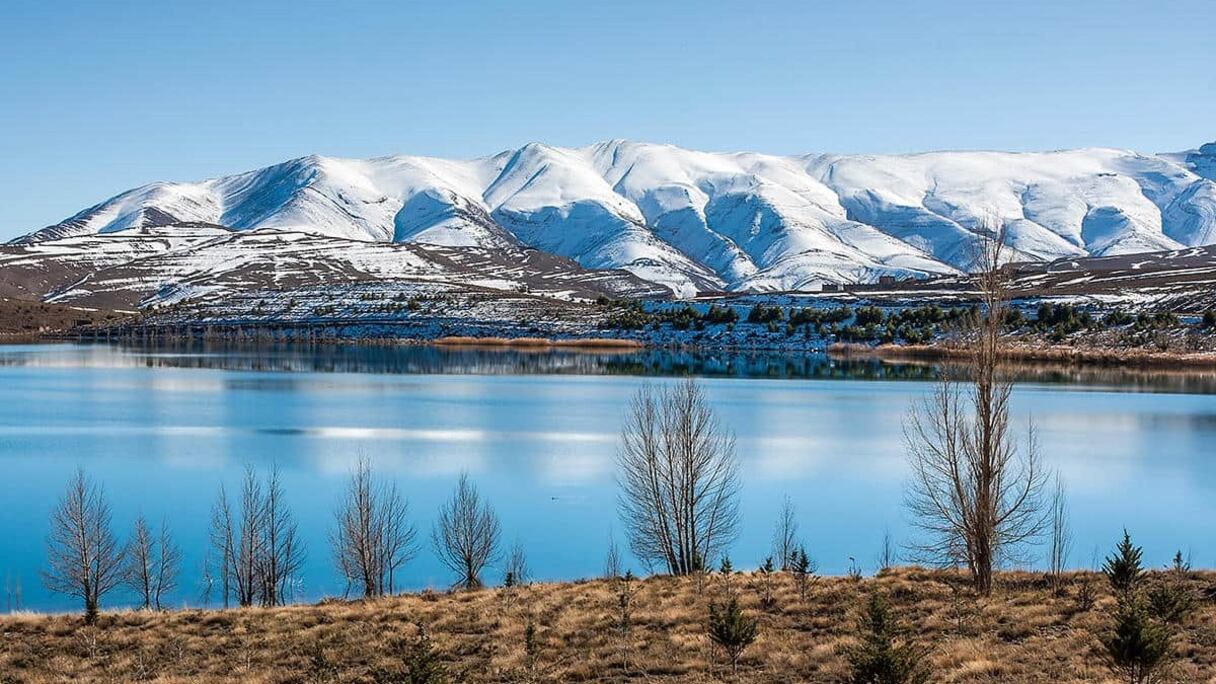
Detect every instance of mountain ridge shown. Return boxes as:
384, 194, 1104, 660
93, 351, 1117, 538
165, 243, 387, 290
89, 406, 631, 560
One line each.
13, 140, 1216, 297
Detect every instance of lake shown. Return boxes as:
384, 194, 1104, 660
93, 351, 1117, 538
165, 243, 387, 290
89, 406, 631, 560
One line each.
1, 342, 1214, 612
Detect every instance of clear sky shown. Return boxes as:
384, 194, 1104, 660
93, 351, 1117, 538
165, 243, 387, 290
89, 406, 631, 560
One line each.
1, 0, 1212, 240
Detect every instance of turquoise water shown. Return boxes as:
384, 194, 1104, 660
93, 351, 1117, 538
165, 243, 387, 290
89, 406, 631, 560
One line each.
0, 342, 1213, 612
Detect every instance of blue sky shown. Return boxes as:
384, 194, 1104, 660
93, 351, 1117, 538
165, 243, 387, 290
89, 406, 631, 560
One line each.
1, 0, 1212, 240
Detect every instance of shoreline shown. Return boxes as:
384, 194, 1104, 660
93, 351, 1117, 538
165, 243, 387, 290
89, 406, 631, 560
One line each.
18, 328, 1216, 374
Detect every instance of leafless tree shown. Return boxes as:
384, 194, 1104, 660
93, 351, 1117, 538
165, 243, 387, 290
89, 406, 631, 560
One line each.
1048, 474, 1072, 595
904, 230, 1049, 594
504, 539, 529, 587
198, 551, 214, 608
208, 485, 235, 608
233, 466, 263, 607
604, 533, 622, 580
126, 515, 155, 609
44, 468, 125, 624
772, 496, 798, 571
124, 515, 180, 610
258, 465, 304, 606
876, 529, 896, 573
3, 573, 22, 613
431, 473, 501, 589
331, 458, 418, 598
152, 520, 180, 610
214, 465, 305, 608
617, 379, 740, 575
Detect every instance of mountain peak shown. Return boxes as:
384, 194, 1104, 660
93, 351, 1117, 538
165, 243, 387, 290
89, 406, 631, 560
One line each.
15, 140, 1216, 295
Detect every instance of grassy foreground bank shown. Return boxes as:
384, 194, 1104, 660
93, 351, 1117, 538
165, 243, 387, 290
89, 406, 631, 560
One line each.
2, 568, 1215, 683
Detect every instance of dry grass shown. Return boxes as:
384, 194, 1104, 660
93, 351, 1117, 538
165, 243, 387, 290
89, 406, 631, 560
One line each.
3, 568, 1216, 683
0, 297, 132, 336
829, 341, 1216, 370
432, 336, 642, 349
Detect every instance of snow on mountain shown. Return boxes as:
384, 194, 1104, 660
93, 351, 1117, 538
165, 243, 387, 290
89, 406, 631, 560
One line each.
14, 140, 1216, 297
0, 226, 665, 308
1185, 143, 1216, 181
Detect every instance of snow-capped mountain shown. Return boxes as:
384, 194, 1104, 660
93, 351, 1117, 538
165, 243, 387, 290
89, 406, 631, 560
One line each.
14, 140, 1216, 297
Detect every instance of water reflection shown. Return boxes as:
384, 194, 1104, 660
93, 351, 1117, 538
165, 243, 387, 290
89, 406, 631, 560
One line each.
2, 341, 1215, 392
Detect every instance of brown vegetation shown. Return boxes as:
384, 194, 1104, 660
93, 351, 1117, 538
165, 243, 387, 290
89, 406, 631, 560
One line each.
0, 297, 131, 337
828, 341, 1216, 370
3, 568, 1216, 683
431, 336, 643, 349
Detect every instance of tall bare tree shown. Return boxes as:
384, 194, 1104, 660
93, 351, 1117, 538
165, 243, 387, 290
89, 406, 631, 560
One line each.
772, 496, 798, 571
208, 485, 235, 608
259, 465, 304, 606
152, 519, 180, 610
124, 515, 180, 610
214, 465, 305, 608
617, 379, 740, 575
431, 473, 501, 590
125, 515, 155, 610
904, 230, 1049, 594
331, 458, 418, 598
233, 466, 263, 607
44, 468, 125, 624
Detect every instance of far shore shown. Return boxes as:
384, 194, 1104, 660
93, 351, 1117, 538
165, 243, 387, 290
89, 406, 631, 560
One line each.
12, 329, 1216, 374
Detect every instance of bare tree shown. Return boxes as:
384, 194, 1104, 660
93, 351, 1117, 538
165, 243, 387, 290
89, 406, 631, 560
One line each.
198, 551, 214, 608
217, 465, 305, 608
233, 466, 263, 607
125, 515, 155, 610
875, 529, 896, 573
603, 533, 622, 580
4, 573, 22, 613
1048, 474, 1072, 595
431, 473, 501, 589
44, 468, 125, 624
904, 231, 1049, 594
152, 519, 180, 610
504, 539, 529, 587
208, 485, 235, 608
331, 458, 418, 598
258, 465, 304, 606
124, 515, 178, 610
772, 496, 798, 571
617, 379, 740, 575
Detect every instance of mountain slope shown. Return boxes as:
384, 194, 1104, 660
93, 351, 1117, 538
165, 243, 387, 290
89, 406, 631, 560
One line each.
0, 225, 665, 309
13, 140, 1216, 297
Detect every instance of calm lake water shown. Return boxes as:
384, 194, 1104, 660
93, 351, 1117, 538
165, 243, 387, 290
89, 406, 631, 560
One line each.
1, 342, 1214, 612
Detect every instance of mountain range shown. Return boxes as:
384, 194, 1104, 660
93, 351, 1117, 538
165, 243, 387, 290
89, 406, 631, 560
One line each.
10, 140, 1216, 300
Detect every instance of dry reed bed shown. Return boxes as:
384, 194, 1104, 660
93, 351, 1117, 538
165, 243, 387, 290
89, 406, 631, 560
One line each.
431, 336, 642, 349
3, 568, 1215, 683
829, 341, 1216, 370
